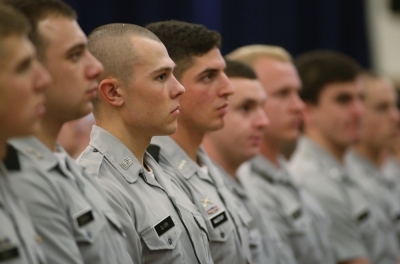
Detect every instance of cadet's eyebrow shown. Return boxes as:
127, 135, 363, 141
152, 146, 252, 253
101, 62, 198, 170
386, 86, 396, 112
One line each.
66, 43, 86, 54
151, 65, 176, 75
198, 68, 218, 76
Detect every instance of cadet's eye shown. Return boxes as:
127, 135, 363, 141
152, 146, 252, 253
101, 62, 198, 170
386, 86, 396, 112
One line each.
68, 50, 83, 62
202, 72, 216, 83
157, 73, 167, 81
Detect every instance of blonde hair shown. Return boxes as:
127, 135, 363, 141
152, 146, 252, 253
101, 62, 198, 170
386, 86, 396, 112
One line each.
226, 45, 292, 66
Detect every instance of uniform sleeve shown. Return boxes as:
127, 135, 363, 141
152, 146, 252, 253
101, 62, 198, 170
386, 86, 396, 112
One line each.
96, 176, 142, 264
301, 175, 367, 261
14, 169, 84, 264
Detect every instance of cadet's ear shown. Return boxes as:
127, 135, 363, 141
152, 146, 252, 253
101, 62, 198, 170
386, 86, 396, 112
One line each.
98, 77, 124, 107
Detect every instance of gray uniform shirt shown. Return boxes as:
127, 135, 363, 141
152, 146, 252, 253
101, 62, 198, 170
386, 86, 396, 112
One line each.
76, 126, 213, 264
383, 158, 400, 204
150, 136, 252, 264
0, 160, 46, 264
346, 150, 400, 256
6, 137, 132, 264
238, 154, 334, 264
290, 136, 396, 263
217, 163, 297, 264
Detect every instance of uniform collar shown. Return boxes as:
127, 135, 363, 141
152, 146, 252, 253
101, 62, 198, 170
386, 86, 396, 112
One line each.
346, 150, 386, 184
296, 136, 350, 182
89, 125, 146, 183
8, 136, 59, 172
151, 136, 198, 180
214, 162, 248, 198
250, 154, 293, 184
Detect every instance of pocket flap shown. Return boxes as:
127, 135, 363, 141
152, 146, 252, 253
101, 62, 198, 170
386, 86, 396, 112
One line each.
206, 210, 234, 242
141, 217, 182, 250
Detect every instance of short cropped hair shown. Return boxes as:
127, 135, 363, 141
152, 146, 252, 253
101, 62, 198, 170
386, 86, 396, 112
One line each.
226, 45, 292, 66
224, 59, 257, 80
295, 50, 361, 105
88, 23, 161, 115
0, 3, 30, 59
146, 20, 221, 80
3, 0, 76, 59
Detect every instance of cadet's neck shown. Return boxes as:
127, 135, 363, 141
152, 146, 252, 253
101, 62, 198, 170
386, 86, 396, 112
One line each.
35, 117, 64, 152
0, 140, 6, 159
202, 138, 239, 179
260, 137, 282, 167
97, 119, 150, 165
353, 144, 383, 167
305, 129, 347, 163
170, 123, 203, 165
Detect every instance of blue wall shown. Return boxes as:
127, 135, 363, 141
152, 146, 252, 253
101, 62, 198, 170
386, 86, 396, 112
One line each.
65, 0, 370, 68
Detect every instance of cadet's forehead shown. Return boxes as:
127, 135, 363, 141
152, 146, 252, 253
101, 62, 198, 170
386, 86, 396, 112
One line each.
38, 16, 86, 49
229, 78, 266, 100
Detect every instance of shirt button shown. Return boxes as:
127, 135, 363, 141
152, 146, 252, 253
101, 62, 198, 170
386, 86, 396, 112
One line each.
93, 149, 98, 152
168, 238, 172, 245
220, 232, 225, 238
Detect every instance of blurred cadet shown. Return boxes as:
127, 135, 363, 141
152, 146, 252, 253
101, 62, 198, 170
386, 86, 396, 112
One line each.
227, 45, 335, 264
3, 0, 133, 263
290, 50, 399, 264
202, 59, 297, 264
58, 113, 95, 159
382, 85, 400, 203
146, 21, 254, 264
346, 72, 400, 247
0, 4, 51, 263
76, 23, 213, 264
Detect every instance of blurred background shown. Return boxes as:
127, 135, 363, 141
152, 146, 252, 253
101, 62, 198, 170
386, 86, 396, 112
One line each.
64, 0, 400, 81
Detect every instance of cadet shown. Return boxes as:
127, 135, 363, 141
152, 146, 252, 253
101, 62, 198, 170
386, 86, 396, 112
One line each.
76, 23, 213, 264
202, 59, 298, 264
3, 0, 133, 263
0, 4, 51, 263
346, 72, 400, 247
227, 45, 335, 264
383, 87, 400, 204
290, 50, 399, 264
146, 21, 253, 264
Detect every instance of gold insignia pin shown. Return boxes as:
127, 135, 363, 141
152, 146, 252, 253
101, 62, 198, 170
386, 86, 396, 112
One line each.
35, 235, 42, 244
201, 196, 213, 207
178, 160, 187, 170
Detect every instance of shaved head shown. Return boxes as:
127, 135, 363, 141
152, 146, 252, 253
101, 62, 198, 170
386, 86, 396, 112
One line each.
87, 23, 162, 114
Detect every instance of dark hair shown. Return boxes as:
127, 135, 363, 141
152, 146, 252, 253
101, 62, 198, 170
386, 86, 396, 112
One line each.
0, 3, 30, 39
146, 20, 221, 80
295, 50, 361, 104
224, 59, 257, 80
3, 0, 76, 59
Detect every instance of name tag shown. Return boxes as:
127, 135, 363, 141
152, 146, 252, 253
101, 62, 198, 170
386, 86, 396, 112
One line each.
154, 216, 175, 236
0, 244, 19, 261
357, 210, 369, 222
210, 210, 228, 228
75, 207, 94, 228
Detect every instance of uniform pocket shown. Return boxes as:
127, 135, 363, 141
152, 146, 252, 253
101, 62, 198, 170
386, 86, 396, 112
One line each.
141, 217, 182, 250
72, 207, 105, 244
205, 210, 234, 242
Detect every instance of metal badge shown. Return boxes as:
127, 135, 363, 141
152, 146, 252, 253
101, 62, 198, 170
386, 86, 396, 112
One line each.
201, 196, 213, 207
120, 157, 133, 170
178, 160, 187, 170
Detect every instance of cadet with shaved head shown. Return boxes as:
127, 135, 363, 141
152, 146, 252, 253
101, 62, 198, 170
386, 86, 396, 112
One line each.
0, 3, 51, 263
76, 23, 213, 264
